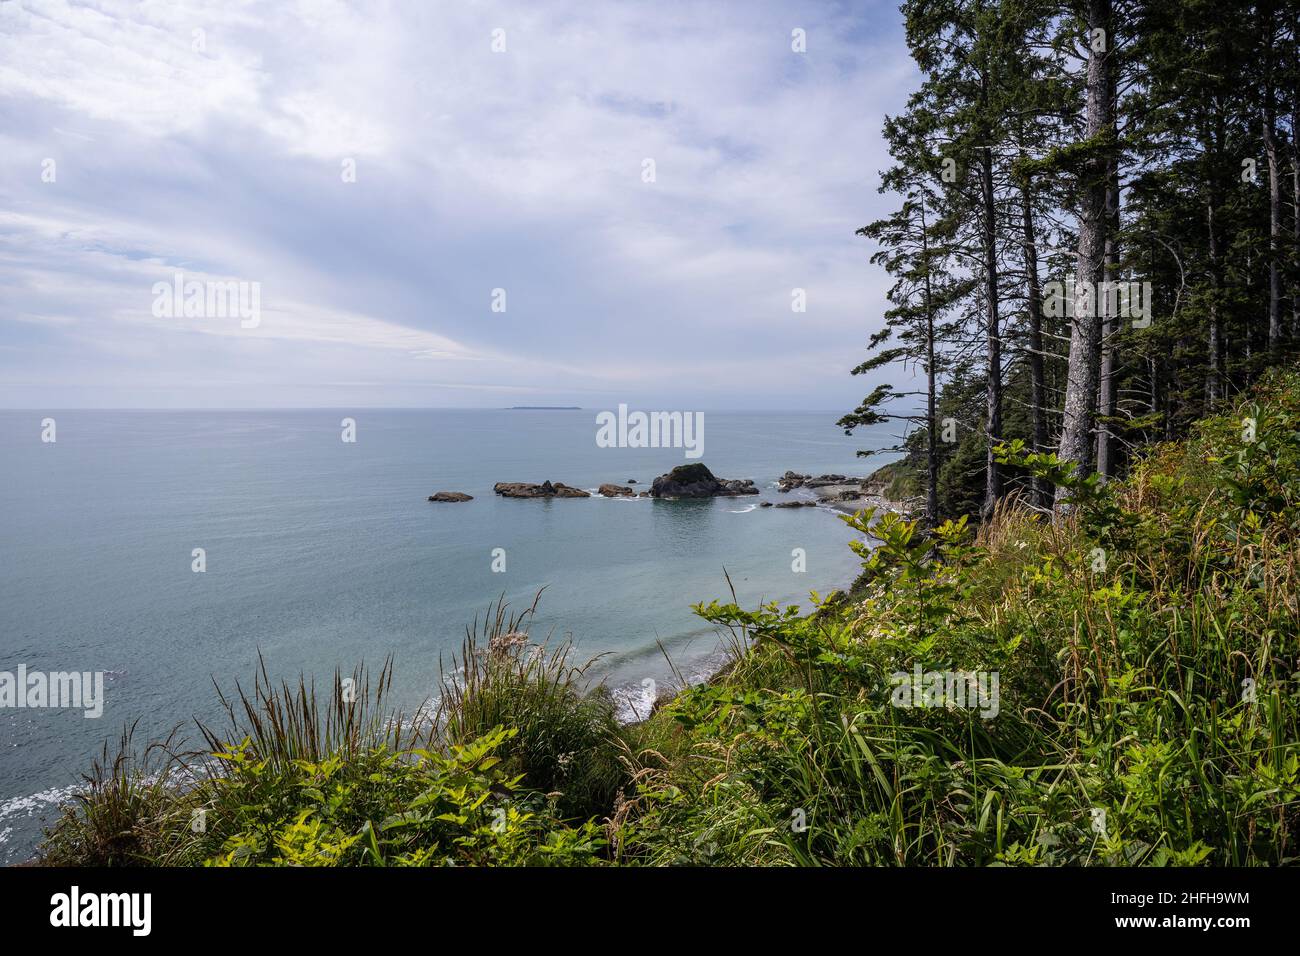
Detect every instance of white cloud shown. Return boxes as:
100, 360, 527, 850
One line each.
0, 0, 915, 408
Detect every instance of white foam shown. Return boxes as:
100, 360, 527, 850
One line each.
0, 782, 83, 828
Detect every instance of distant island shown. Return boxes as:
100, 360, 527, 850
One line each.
509, 405, 581, 410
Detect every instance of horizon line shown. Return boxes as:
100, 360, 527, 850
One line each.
0, 406, 862, 414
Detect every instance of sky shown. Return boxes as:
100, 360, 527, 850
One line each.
0, 0, 916, 409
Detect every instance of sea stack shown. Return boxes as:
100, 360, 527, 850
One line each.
648, 464, 759, 499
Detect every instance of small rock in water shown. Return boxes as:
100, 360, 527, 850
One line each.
776, 471, 811, 492
428, 491, 473, 502
493, 481, 590, 498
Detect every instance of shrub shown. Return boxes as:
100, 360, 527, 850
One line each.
436, 593, 632, 821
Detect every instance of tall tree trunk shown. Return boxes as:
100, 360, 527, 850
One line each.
1148, 356, 1158, 425
1057, 0, 1113, 503
1265, 111, 1282, 350
1019, 177, 1048, 508
1096, 112, 1120, 480
980, 143, 1002, 521
1263, 3, 1283, 351
1242, 247, 1255, 364
1207, 199, 1222, 403
1292, 89, 1299, 340
920, 199, 940, 528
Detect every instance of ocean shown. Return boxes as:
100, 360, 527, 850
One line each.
0, 408, 894, 862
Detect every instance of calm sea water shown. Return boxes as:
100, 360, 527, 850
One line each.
0, 408, 893, 861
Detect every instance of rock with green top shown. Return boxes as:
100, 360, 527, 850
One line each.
649, 463, 758, 499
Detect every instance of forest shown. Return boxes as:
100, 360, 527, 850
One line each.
842, 0, 1300, 524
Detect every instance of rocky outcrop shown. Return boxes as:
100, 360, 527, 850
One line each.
779, 471, 874, 492
648, 464, 759, 499
775, 500, 817, 508
776, 465, 913, 516
428, 491, 473, 502
777, 471, 811, 492
493, 480, 590, 499
599, 483, 636, 498
804, 474, 851, 488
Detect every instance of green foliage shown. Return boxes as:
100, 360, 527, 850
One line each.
203, 729, 604, 867
42, 597, 615, 868
617, 370, 1300, 866
864, 458, 923, 502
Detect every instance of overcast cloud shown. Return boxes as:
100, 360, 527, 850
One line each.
0, 0, 914, 408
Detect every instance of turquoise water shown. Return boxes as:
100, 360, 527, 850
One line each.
0, 408, 893, 861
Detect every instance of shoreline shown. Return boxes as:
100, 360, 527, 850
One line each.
808, 484, 914, 517
606, 477, 914, 724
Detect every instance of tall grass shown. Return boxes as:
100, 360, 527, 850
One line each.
40, 722, 194, 866
198, 653, 416, 766
437, 592, 632, 820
